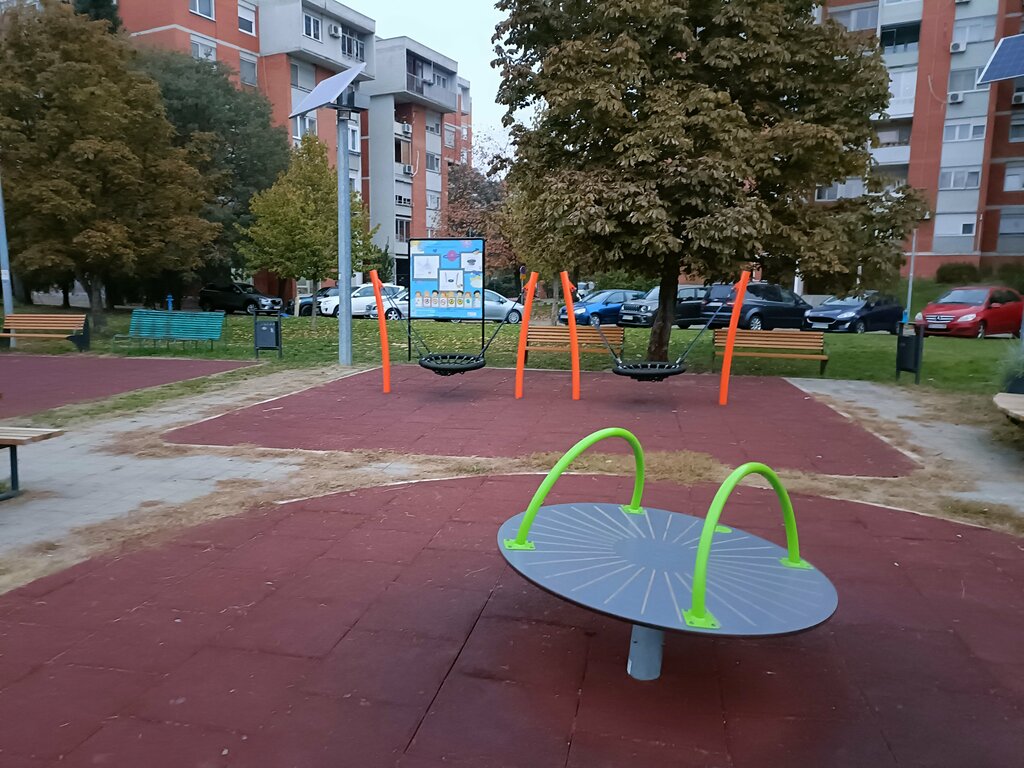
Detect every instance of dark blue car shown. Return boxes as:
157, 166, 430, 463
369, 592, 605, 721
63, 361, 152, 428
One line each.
803, 291, 903, 334
559, 289, 645, 325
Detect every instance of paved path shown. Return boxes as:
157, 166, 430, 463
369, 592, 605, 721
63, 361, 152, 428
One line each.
793, 379, 1024, 515
0, 355, 251, 418
167, 367, 916, 477
0, 474, 1020, 767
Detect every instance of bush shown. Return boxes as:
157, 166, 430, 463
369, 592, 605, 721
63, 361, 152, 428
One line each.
935, 262, 980, 285
996, 262, 1024, 293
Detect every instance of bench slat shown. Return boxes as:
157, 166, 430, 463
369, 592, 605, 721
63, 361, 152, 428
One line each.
0, 427, 65, 446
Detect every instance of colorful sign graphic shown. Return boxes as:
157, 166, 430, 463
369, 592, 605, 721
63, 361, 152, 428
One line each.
409, 239, 485, 320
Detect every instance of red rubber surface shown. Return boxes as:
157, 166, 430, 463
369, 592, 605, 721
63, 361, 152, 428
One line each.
0, 355, 251, 418
166, 367, 915, 477
0, 475, 1020, 767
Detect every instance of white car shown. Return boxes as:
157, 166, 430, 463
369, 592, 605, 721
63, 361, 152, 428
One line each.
318, 283, 403, 317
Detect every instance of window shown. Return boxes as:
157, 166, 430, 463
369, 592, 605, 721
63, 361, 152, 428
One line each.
434, 73, 450, 89
427, 192, 441, 210
444, 126, 456, 148
426, 119, 441, 135
1000, 214, 1024, 234
349, 126, 359, 152
816, 184, 839, 201
880, 23, 920, 55
949, 68, 985, 93
943, 122, 985, 142
190, 36, 216, 61
291, 114, 317, 146
1005, 165, 1024, 191
238, 2, 255, 35
460, 149, 468, 164
290, 61, 315, 91
190, 0, 214, 20
339, 27, 365, 61
396, 217, 411, 243
938, 168, 981, 189
1011, 119, 1024, 142
239, 54, 257, 86
426, 152, 441, 172
952, 16, 996, 46
888, 68, 916, 112
874, 124, 911, 146
830, 5, 877, 32
961, 222, 976, 235
395, 194, 412, 206
304, 13, 321, 41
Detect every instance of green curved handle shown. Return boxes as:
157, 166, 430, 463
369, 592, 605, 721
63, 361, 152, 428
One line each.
683, 462, 811, 630
504, 428, 645, 551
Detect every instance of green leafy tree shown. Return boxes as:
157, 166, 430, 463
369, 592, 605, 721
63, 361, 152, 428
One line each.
239, 135, 382, 325
0, 0, 218, 328
443, 163, 516, 273
136, 49, 290, 280
495, 0, 925, 360
73, 0, 121, 31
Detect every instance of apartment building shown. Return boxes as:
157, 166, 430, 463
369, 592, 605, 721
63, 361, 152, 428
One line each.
114, 1, 472, 290
824, 0, 1024, 277
361, 37, 471, 285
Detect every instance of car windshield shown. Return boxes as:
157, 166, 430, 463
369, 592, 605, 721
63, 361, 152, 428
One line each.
237, 284, 259, 294
642, 287, 660, 300
585, 291, 618, 304
821, 295, 867, 308
935, 289, 988, 305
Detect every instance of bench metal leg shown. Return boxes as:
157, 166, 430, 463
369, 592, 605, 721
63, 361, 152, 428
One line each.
0, 446, 19, 501
627, 624, 664, 681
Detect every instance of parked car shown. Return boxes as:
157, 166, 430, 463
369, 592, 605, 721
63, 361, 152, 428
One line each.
915, 285, 1023, 338
286, 287, 336, 316
368, 289, 410, 320
618, 285, 708, 328
701, 282, 811, 330
803, 291, 903, 334
442, 290, 526, 323
318, 283, 404, 317
558, 289, 645, 326
198, 282, 282, 314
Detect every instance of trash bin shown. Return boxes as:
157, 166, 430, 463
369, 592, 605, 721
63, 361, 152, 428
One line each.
254, 310, 282, 359
896, 322, 924, 384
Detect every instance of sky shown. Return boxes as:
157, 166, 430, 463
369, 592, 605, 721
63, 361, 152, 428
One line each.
347, 0, 508, 147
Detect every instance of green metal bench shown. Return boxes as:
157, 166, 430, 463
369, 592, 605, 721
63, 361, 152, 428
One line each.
113, 309, 225, 349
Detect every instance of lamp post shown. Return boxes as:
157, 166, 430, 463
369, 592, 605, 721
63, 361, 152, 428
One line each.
904, 210, 931, 323
0, 170, 15, 347
289, 63, 367, 366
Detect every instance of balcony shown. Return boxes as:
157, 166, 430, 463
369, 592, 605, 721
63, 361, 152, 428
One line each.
886, 96, 915, 119
405, 74, 458, 111
872, 144, 911, 165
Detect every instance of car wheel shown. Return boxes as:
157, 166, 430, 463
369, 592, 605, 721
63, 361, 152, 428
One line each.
384, 308, 402, 320
747, 314, 763, 331
853, 320, 866, 334
199, 300, 211, 312
976, 322, 986, 339
332, 306, 339, 318
676, 322, 691, 329
244, 302, 257, 315
889, 323, 899, 335
299, 305, 312, 317
506, 309, 522, 324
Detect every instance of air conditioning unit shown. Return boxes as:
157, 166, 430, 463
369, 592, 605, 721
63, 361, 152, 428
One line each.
402, 164, 414, 175
328, 24, 342, 38
948, 92, 964, 104
401, 123, 412, 136
950, 41, 966, 53
1013, 92, 1024, 105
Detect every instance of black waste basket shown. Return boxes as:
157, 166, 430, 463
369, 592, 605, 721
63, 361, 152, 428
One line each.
254, 310, 283, 359
896, 322, 924, 384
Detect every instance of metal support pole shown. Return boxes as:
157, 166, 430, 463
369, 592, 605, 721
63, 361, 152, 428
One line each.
337, 112, 353, 366
1, 170, 16, 348
904, 227, 917, 324
1, 446, 19, 501
627, 624, 664, 681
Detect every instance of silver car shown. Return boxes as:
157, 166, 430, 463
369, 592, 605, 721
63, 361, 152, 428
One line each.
443, 290, 524, 323
368, 289, 410, 320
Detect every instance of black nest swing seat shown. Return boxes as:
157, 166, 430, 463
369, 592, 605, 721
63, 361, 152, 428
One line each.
613, 360, 686, 382
418, 353, 486, 376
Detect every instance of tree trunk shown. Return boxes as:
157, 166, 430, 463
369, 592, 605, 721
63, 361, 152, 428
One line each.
309, 280, 317, 330
646, 267, 678, 362
550, 278, 560, 325
83, 277, 107, 332
62, 283, 71, 309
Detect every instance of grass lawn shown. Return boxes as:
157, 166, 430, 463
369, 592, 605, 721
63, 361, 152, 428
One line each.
1, 303, 1017, 395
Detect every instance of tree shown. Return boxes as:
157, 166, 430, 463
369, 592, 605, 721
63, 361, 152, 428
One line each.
495, 0, 925, 360
73, 0, 121, 31
136, 49, 290, 282
0, 1, 218, 328
238, 135, 383, 326
443, 163, 516, 274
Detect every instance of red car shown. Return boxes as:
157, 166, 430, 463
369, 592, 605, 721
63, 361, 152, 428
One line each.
916, 285, 1023, 339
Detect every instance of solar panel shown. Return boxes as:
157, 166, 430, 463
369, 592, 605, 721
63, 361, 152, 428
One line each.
289, 63, 366, 119
979, 34, 1024, 84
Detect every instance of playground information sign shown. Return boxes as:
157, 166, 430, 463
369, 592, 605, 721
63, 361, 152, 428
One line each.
409, 239, 485, 320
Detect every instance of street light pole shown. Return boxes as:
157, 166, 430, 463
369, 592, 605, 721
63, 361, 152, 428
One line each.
0, 170, 15, 347
337, 111, 353, 366
904, 226, 917, 323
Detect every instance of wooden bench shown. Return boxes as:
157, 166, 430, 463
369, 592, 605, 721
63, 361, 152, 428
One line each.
994, 392, 1024, 426
712, 329, 829, 375
0, 314, 89, 351
525, 324, 624, 364
112, 309, 225, 349
0, 427, 64, 501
